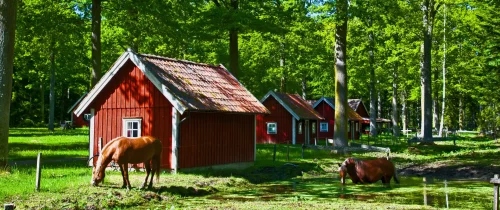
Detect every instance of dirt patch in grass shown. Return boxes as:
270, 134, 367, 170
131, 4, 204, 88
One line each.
399, 161, 499, 180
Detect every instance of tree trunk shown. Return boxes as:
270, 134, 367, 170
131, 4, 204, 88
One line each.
0, 0, 17, 166
438, 4, 446, 137
40, 83, 44, 124
91, 0, 102, 87
369, 23, 377, 137
280, 40, 286, 92
378, 89, 382, 119
392, 62, 399, 137
401, 91, 407, 134
229, 0, 239, 79
420, 0, 437, 141
333, 0, 348, 147
301, 76, 307, 100
48, 48, 56, 131
459, 96, 463, 130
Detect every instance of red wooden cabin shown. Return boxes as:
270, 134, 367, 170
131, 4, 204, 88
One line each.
312, 97, 363, 140
348, 99, 370, 134
74, 50, 269, 172
67, 92, 90, 128
256, 91, 323, 145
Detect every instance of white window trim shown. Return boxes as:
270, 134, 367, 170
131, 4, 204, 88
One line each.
320, 122, 328, 132
122, 118, 142, 137
267, 122, 277, 134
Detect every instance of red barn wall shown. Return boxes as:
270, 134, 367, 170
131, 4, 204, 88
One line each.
178, 112, 255, 169
91, 61, 172, 169
72, 113, 88, 128
257, 97, 294, 144
314, 101, 335, 139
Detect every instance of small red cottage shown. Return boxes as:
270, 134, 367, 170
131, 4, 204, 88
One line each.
67, 92, 90, 128
256, 91, 323, 145
74, 50, 269, 172
348, 99, 370, 134
312, 97, 363, 140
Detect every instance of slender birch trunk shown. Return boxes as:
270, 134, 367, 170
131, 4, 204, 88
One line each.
438, 4, 446, 137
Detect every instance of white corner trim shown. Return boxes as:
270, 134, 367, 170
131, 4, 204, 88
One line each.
292, 118, 296, 145
171, 108, 180, 173
88, 108, 95, 167
261, 91, 301, 121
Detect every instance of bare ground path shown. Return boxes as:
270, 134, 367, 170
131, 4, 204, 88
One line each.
399, 161, 500, 181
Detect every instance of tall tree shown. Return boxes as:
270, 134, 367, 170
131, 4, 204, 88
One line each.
438, 4, 446, 136
0, 0, 17, 166
212, 0, 240, 78
420, 0, 440, 141
333, 0, 349, 146
91, 0, 101, 87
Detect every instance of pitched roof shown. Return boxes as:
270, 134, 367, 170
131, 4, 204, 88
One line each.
312, 97, 363, 121
261, 91, 324, 120
67, 92, 87, 114
348, 99, 369, 116
74, 50, 269, 116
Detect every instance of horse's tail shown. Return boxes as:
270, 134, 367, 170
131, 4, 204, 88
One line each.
155, 149, 161, 183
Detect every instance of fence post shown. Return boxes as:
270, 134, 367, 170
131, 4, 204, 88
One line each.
314, 138, 317, 146
301, 144, 305, 159
35, 153, 42, 192
494, 174, 499, 210
287, 142, 290, 161
273, 144, 277, 162
4, 204, 15, 210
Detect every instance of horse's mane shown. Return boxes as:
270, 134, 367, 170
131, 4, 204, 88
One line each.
342, 157, 362, 166
96, 137, 123, 167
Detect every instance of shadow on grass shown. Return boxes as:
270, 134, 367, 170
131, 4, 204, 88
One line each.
9, 128, 89, 137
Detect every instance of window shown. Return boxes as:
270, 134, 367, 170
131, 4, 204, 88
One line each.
267, 122, 277, 134
312, 122, 316, 134
83, 114, 92, 121
123, 118, 142, 137
298, 122, 303, 134
355, 122, 359, 132
320, 122, 328, 132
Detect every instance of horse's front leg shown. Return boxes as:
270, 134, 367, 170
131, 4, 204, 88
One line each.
118, 164, 127, 188
122, 164, 131, 191
141, 161, 151, 189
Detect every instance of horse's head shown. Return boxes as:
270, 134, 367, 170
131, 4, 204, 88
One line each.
338, 158, 357, 184
90, 155, 105, 186
337, 163, 347, 184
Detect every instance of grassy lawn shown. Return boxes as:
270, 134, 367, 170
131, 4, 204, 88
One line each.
0, 128, 498, 209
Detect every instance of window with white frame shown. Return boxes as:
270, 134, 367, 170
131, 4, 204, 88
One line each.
320, 122, 328, 132
123, 118, 142, 137
312, 122, 316, 134
267, 122, 277, 134
298, 122, 303, 134
355, 122, 359, 132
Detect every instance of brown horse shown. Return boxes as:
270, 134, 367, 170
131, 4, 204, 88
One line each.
91, 136, 162, 190
337, 157, 399, 185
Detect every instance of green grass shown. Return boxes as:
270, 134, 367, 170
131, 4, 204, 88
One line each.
1, 128, 498, 209
8, 128, 88, 161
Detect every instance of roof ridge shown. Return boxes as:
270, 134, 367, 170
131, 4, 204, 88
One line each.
138, 53, 222, 69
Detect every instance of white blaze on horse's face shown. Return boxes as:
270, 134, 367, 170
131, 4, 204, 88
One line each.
338, 163, 347, 184
91, 165, 105, 186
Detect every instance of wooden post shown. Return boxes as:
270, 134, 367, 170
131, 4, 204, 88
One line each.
36, 153, 42, 192
386, 152, 390, 160
314, 138, 317, 146
287, 142, 290, 161
4, 204, 15, 210
99, 137, 103, 153
453, 138, 456, 146
273, 144, 276, 162
301, 144, 305, 159
494, 174, 499, 210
